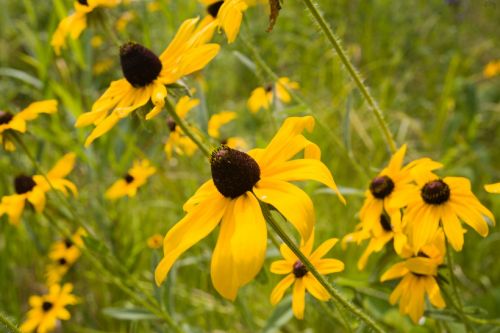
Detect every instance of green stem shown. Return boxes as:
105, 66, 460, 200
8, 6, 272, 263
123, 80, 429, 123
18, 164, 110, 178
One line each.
299, 0, 397, 153
164, 97, 212, 158
318, 301, 353, 333
262, 204, 386, 333
0, 312, 21, 333
445, 241, 475, 333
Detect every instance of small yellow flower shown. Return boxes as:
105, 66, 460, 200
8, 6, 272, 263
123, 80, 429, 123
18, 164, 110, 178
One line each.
92, 58, 114, 75
51, 0, 121, 55
198, 0, 248, 43
147, 234, 163, 249
484, 182, 500, 194
0, 153, 77, 225
105, 159, 156, 199
147, 1, 162, 12
381, 231, 446, 323
90, 35, 104, 48
155, 116, 345, 300
270, 234, 344, 319
483, 60, 500, 78
115, 10, 135, 32
0, 100, 58, 151
75, 18, 220, 147
20, 283, 78, 333
207, 111, 247, 149
247, 77, 299, 113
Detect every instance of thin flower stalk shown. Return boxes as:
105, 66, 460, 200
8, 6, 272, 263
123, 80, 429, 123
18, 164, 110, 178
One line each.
262, 204, 386, 333
299, 0, 397, 153
0, 311, 21, 333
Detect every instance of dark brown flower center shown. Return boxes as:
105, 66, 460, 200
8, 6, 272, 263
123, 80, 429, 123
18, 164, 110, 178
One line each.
0, 111, 14, 125
77, 0, 89, 5
220, 138, 228, 145
166, 116, 176, 132
210, 146, 260, 198
124, 173, 134, 184
64, 239, 73, 248
380, 214, 392, 232
264, 84, 273, 93
421, 179, 450, 205
42, 301, 53, 312
14, 175, 36, 194
293, 260, 308, 278
120, 42, 162, 87
58, 258, 68, 266
369, 175, 395, 199
207, 0, 224, 18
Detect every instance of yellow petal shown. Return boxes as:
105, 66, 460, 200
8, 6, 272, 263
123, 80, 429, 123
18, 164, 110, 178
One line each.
484, 182, 500, 194
304, 274, 330, 301
309, 238, 339, 261
380, 262, 409, 282
18, 100, 58, 120
450, 201, 489, 237
270, 260, 292, 275
292, 278, 306, 319
84, 113, 120, 147
423, 276, 445, 308
386, 144, 407, 174
247, 87, 269, 113
183, 180, 217, 212
47, 153, 76, 179
27, 188, 46, 213
218, 0, 248, 43
177, 44, 221, 76
405, 257, 437, 276
441, 206, 464, 251
270, 274, 294, 305
315, 258, 344, 275
208, 111, 237, 138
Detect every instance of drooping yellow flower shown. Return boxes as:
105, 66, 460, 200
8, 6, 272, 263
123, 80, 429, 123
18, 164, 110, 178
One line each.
164, 96, 200, 159
0, 100, 58, 151
46, 228, 86, 285
247, 77, 299, 113
51, 0, 121, 55
208, 111, 247, 150
380, 230, 446, 323
483, 60, 500, 78
393, 169, 495, 253
147, 234, 163, 249
105, 159, 156, 199
20, 284, 78, 333
270, 233, 344, 319
155, 116, 345, 300
75, 18, 220, 147
0, 153, 77, 225
485, 182, 500, 194
198, 0, 248, 43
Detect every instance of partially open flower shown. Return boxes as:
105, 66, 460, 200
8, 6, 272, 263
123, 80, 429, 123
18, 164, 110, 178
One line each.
105, 159, 156, 199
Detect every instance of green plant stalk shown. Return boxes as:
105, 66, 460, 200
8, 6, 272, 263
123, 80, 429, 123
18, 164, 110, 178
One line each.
445, 241, 475, 333
318, 301, 353, 333
299, 0, 397, 153
261, 204, 386, 333
164, 97, 212, 158
0, 312, 21, 333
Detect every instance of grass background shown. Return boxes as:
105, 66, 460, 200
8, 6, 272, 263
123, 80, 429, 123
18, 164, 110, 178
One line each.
0, 0, 499, 332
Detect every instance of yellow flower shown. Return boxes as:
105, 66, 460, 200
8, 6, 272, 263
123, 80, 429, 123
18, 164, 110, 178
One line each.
147, 1, 162, 12
90, 35, 103, 48
483, 60, 500, 78
207, 111, 247, 149
380, 231, 446, 323
155, 116, 345, 300
485, 182, 500, 194
394, 169, 495, 252
46, 228, 86, 285
270, 233, 344, 319
0, 100, 58, 151
51, 0, 121, 55
105, 159, 156, 199
20, 283, 78, 333
247, 77, 299, 113
92, 58, 114, 75
198, 0, 249, 43
164, 96, 201, 159
147, 234, 163, 249
115, 10, 135, 32
0, 153, 77, 225
75, 18, 220, 147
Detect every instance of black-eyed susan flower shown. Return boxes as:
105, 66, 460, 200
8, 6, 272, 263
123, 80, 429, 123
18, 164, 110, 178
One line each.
247, 77, 299, 114
147, 234, 163, 249
208, 111, 247, 150
105, 159, 156, 199
270, 234, 344, 319
0, 153, 77, 225
395, 169, 495, 252
380, 230, 446, 323
485, 182, 500, 194
164, 96, 200, 159
51, 0, 121, 55
75, 18, 220, 147
199, 0, 248, 43
483, 60, 500, 78
20, 283, 78, 333
155, 116, 345, 300
0, 100, 57, 151
46, 228, 86, 285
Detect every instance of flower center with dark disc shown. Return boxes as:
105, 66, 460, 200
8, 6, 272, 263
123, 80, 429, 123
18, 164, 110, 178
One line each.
264, 84, 273, 93
124, 173, 134, 184
421, 179, 450, 205
210, 146, 260, 198
64, 239, 73, 248
42, 301, 53, 312
77, 0, 89, 5
0, 111, 14, 125
369, 175, 395, 199
58, 258, 68, 266
380, 214, 392, 232
166, 117, 176, 132
120, 42, 162, 87
14, 175, 36, 194
207, 0, 224, 18
293, 260, 308, 278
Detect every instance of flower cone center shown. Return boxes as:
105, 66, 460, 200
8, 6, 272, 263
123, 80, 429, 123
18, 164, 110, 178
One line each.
0, 111, 14, 125
120, 42, 162, 87
421, 179, 450, 205
293, 260, 308, 278
380, 214, 392, 232
369, 175, 395, 199
166, 117, 176, 132
124, 173, 135, 184
14, 175, 36, 194
210, 146, 260, 198
58, 258, 68, 266
42, 301, 53, 312
207, 1, 224, 18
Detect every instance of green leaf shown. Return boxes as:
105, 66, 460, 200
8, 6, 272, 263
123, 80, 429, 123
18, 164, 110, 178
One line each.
261, 296, 293, 333
102, 307, 157, 321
